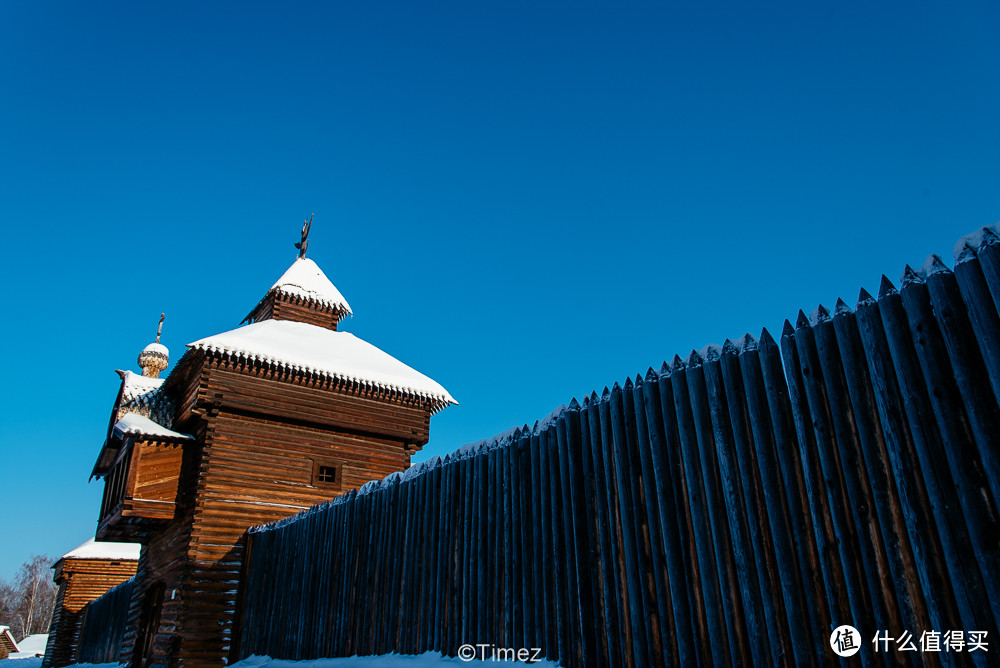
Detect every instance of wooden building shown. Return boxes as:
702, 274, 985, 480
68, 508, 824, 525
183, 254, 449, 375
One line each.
88, 232, 455, 668
0, 626, 18, 660
41, 539, 140, 667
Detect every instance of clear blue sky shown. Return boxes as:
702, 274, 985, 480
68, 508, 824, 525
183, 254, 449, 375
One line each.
1, 1, 997, 580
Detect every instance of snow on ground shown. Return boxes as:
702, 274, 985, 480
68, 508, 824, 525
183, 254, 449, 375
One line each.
0, 659, 42, 668
231, 653, 559, 667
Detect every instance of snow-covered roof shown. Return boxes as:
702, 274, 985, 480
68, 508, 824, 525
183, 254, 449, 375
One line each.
113, 370, 175, 429
6, 633, 47, 658
60, 538, 140, 562
188, 320, 455, 410
268, 258, 352, 316
113, 413, 193, 441
118, 370, 164, 403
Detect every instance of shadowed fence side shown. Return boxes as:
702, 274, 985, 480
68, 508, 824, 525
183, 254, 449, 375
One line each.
227, 229, 1000, 667
75, 578, 134, 666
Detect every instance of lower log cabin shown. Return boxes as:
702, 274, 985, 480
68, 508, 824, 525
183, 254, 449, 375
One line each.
42, 539, 140, 667
0, 626, 18, 660
74, 237, 455, 668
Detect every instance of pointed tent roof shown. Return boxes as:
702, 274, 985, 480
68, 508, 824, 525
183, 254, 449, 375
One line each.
245, 258, 352, 324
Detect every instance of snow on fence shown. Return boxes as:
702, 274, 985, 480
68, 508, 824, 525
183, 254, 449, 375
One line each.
231, 228, 1000, 667
76, 578, 134, 665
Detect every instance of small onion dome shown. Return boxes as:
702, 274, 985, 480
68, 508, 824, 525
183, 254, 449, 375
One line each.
138, 342, 169, 378
138, 314, 169, 378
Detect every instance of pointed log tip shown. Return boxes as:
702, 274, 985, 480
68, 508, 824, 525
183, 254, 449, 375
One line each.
671, 354, 685, 370
601, 386, 611, 398
981, 226, 1000, 247
814, 304, 831, 322
722, 338, 737, 354
834, 298, 851, 316
623, 377, 634, 390
590, 390, 599, 401
612, 381, 622, 392
646, 366, 658, 381
795, 310, 810, 329
901, 264, 924, 287
759, 327, 776, 345
857, 287, 874, 306
659, 360, 671, 374
878, 275, 898, 298
741, 333, 759, 353
634, 373, 644, 386
569, 397, 580, 409
687, 349, 703, 366
956, 242, 977, 264
923, 253, 952, 277
781, 320, 795, 336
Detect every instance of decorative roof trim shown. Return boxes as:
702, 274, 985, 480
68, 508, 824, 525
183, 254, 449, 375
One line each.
197, 346, 455, 414
273, 285, 352, 320
243, 287, 351, 325
188, 320, 456, 413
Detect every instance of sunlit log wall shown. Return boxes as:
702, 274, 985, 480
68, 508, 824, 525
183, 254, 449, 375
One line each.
232, 231, 1000, 667
76, 577, 134, 665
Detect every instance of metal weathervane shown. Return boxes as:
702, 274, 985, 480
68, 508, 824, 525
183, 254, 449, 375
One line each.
295, 214, 313, 259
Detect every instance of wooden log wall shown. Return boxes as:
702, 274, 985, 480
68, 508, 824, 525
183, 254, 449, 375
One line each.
230, 238, 1000, 666
41, 558, 138, 668
76, 578, 135, 665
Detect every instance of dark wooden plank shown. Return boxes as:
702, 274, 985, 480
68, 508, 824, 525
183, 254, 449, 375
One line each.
709, 345, 780, 665
669, 358, 730, 667
896, 271, 1000, 634
739, 335, 817, 663
831, 301, 931, 637
812, 309, 897, 639
630, 379, 675, 667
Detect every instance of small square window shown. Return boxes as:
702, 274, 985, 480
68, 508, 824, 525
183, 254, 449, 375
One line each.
312, 459, 344, 489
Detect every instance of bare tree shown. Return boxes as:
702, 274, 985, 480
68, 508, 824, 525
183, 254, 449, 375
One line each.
0, 555, 57, 641
0, 577, 18, 635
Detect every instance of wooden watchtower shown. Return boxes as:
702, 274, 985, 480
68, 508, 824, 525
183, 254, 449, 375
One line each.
42, 539, 140, 668
89, 224, 455, 668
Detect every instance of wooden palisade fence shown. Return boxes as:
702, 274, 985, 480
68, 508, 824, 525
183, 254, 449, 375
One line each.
229, 230, 1000, 667
76, 578, 134, 665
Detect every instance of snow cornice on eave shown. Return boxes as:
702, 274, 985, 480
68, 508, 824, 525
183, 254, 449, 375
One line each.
113, 413, 194, 442
188, 320, 456, 414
